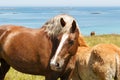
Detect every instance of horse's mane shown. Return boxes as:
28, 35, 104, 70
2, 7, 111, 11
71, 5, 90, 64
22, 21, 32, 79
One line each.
43, 14, 80, 36
78, 33, 88, 47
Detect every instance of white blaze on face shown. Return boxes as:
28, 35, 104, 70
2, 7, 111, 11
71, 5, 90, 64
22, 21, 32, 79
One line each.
51, 33, 69, 65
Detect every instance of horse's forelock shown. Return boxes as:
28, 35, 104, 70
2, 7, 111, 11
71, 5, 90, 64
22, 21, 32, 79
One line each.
44, 14, 79, 36
44, 16, 62, 36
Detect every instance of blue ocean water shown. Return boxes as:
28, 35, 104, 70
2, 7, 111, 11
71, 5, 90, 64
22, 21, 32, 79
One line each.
0, 7, 120, 35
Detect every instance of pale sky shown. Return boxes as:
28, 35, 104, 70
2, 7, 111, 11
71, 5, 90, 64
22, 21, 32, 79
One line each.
0, 0, 120, 7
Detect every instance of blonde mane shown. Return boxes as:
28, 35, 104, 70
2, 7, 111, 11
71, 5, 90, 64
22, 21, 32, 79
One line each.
43, 14, 80, 36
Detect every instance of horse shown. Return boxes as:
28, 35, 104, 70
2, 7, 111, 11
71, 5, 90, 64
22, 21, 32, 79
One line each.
90, 31, 95, 36
0, 14, 80, 80
72, 34, 120, 80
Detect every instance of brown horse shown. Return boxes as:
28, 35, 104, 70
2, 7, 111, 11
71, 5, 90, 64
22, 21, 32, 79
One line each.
72, 34, 120, 80
0, 14, 80, 80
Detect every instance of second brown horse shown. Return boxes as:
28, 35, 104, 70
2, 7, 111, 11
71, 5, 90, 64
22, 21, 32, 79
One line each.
72, 34, 120, 80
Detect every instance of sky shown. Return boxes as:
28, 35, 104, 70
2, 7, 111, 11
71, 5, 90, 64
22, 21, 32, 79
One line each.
0, 0, 120, 7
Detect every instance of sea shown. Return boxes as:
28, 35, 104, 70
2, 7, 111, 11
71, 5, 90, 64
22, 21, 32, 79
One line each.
0, 7, 120, 36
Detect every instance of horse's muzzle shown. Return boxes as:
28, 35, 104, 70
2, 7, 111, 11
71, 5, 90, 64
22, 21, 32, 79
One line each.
50, 59, 64, 72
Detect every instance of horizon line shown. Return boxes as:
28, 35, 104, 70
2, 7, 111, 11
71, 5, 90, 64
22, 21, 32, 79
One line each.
0, 5, 120, 7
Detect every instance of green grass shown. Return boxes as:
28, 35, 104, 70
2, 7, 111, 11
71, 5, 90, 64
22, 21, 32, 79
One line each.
5, 68, 45, 80
4, 34, 120, 80
84, 34, 120, 47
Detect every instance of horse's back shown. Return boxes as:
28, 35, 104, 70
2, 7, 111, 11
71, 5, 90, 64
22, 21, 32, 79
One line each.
93, 43, 120, 54
0, 25, 36, 45
91, 44, 120, 63
0, 25, 24, 30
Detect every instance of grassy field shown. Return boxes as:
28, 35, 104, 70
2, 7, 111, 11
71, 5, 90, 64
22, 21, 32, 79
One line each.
4, 34, 120, 80
84, 34, 120, 47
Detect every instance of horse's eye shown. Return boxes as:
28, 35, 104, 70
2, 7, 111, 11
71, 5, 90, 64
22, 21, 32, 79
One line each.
69, 40, 74, 45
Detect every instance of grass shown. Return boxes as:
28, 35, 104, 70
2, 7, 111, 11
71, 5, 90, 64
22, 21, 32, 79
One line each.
5, 68, 45, 80
84, 34, 120, 47
4, 34, 120, 80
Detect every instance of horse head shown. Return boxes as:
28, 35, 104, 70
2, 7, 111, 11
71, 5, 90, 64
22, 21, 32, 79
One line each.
44, 14, 80, 71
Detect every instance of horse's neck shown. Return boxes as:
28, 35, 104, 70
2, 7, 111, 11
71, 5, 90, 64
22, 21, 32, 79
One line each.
76, 35, 90, 55
78, 35, 88, 48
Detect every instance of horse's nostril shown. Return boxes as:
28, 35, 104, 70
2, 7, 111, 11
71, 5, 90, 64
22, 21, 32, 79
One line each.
56, 63, 60, 67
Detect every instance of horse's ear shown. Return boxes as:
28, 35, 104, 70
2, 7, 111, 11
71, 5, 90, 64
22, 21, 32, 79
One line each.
60, 18, 66, 27
71, 20, 76, 33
